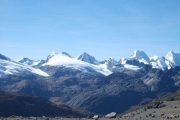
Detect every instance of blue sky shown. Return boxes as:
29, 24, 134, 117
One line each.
0, 0, 180, 60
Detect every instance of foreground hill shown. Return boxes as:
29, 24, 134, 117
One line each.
0, 92, 85, 117
118, 89, 180, 120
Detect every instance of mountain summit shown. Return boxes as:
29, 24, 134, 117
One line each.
18, 58, 45, 66
165, 51, 180, 68
16, 50, 180, 72
78, 52, 98, 64
130, 50, 150, 64
43, 52, 112, 76
18, 57, 34, 65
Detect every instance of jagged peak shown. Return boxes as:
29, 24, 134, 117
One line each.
79, 52, 95, 58
82, 52, 90, 56
107, 57, 117, 63
130, 50, 150, 64
165, 50, 177, 58
119, 57, 127, 64
100, 57, 118, 66
165, 50, 180, 67
78, 52, 98, 64
131, 50, 148, 58
165, 51, 179, 61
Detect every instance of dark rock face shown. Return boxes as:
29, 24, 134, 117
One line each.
78, 52, 98, 64
72, 91, 144, 114
126, 59, 145, 67
0, 92, 85, 117
0, 54, 11, 61
66, 71, 149, 114
18, 58, 34, 65
18, 58, 46, 67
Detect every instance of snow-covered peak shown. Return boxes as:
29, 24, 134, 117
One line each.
18, 58, 45, 66
165, 51, 175, 61
43, 52, 112, 76
165, 51, 180, 67
46, 52, 59, 61
18, 58, 34, 65
119, 58, 127, 64
99, 58, 118, 66
0, 55, 49, 77
150, 56, 159, 62
107, 57, 118, 65
150, 57, 168, 70
165, 51, 178, 61
45, 52, 77, 66
97, 58, 124, 72
149, 51, 180, 70
46, 52, 72, 62
130, 50, 150, 64
78, 52, 98, 64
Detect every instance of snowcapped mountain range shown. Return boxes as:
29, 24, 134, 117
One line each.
42, 52, 112, 76
1, 50, 180, 115
121, 50, 180, 70
1, 50, 180, 78
0, 54, 49, 77
20, 50, 180, 73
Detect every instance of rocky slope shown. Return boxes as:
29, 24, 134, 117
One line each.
0, 91, 85, 117
117, 89, 180, 120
